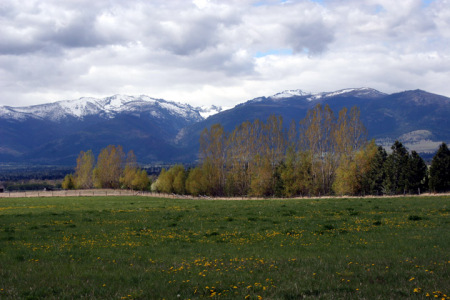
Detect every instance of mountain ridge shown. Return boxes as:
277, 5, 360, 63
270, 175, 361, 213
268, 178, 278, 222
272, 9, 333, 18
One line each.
0, 94, 207, 122
1, 88, 449, 164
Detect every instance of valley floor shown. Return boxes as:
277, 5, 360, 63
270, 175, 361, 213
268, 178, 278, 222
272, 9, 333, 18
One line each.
0, 195, 448, 299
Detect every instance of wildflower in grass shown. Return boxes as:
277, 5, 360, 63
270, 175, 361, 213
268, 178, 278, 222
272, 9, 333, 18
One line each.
409, 277, 415, 281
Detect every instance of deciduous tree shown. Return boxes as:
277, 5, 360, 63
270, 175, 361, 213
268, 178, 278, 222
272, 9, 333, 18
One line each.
93, 145, 125, 189
62, 174, 75, 190
74, 150, 95, 189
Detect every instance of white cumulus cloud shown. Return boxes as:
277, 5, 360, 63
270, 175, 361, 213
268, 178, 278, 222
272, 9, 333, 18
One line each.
0, 0, 449, 107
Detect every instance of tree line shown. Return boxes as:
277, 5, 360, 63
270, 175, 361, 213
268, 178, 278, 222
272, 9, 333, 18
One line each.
62, 145, 151, 191
154, 104, 450, 197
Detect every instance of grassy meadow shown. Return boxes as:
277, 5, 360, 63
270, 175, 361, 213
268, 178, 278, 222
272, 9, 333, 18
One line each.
0, 195, 448, 299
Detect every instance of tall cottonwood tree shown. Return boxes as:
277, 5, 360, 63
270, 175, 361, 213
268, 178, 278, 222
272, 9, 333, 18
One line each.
278, 147, 312, 197
185, 167, 207, 196
299, 104, 337, 195
333, 140, 378, 196
120, 150, 138, 189
168, 105, 374, 197
74, 150, 95, 189
200, 124, 228, 196
249, 115, 286, 196
335, 107, 368, 159
155, 165, 186, 194
93, 145, 125, 189
226, 121, 253, 196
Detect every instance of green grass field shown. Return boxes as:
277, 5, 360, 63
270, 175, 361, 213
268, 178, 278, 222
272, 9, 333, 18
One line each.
0, 196, 448, 299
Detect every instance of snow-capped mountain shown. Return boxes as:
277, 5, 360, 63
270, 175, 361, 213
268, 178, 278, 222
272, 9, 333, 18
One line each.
0, 95, 204, 122
307, 87, 386, 101
180, 88, 450, 160
195, 105, 229, 119
243, 87, 385, 106
270, 89, 311, 99
1, 88, 449, 164
0, 94, 208, 164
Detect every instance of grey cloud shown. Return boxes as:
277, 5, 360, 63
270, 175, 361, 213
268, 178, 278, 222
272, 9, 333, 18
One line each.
287, 20, 334, 54
1, 0, 450, 108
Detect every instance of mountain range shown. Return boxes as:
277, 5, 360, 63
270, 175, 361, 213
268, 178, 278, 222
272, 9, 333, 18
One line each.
1, 88, 449, 165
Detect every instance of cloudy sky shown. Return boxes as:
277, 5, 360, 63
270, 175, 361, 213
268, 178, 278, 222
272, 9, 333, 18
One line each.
1, 0, 449, 107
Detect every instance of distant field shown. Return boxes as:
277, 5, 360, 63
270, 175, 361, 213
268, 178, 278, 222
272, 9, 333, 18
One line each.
0, 196, 448, 299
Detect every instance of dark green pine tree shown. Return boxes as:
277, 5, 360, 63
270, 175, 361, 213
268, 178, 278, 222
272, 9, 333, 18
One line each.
429, 143, 450, 193
363, 146, 387, 195
405, 151, 428, 194
383, 141, 410, 195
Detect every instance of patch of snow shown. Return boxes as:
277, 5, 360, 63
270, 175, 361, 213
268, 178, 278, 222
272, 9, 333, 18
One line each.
399, 130, 434, 143
195, 105, 230, 119
270, 89, 310, 99
307, 88, 385, 101
0, 94, 205, 122
159, 102, 189, 118
150, 111, 161, 118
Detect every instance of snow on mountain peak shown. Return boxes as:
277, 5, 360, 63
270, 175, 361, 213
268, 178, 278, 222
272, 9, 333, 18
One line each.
0, 95, 203, 122
307, 87, 385, 101
195, 105, 229, 119
270, 89, 311, 99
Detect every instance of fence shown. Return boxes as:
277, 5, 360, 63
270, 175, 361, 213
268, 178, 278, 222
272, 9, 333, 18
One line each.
0, 189, 144, 198
0, 189, 448, 200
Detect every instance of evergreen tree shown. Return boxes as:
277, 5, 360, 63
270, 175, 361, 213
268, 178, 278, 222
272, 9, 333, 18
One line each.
429, 142, 450, 192
383, 141, 409, 194
363, 146, 387, 195
406, 151, 428, 194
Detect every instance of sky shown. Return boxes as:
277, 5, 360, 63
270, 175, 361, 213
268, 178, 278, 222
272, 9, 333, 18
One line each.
1, 0, 449, 108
